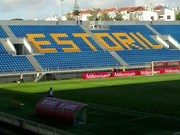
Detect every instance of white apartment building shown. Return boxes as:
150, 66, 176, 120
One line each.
50, 4, 176, 21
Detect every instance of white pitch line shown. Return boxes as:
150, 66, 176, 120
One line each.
87, 102, 180, 121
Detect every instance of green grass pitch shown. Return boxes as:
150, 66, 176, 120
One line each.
1, 74, 180, 135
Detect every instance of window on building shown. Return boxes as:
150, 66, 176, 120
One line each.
159, 15, 163, 19
167, 15, 171, 19
151, 16, 154, 21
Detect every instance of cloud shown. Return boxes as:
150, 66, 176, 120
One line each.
135, 0, 180, 7
0, 0, 179, 20
0, 0, 178, 13
0, 0, 52, 12
0, 0, 58, 20
78, 0, 134, 9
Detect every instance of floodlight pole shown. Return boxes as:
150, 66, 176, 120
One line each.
60, 0, 63, 20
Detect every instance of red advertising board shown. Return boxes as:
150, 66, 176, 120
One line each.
82, 72, 111, 79
153, 62, 169, 68
112, 70, 140, 77
164, 68, 180, 73
82, 68, 180, 80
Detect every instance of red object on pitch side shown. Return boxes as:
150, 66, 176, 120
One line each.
34, 97, 88, 125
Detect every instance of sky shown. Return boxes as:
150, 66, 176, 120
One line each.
0, 0, 179, 20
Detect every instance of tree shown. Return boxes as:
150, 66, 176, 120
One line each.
176, 12, 180, 21
11, 18, 23, 21
87, 15, 94, 21
73, 0, 80, 16
87, 9, 100, 21
73, 10, 80, 16
99, 13, 112, 21
66, 13, 75, 20
114, 11, 123, 21
129, 12, 138, 21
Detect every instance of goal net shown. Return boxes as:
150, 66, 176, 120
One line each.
151, 60, 180, 76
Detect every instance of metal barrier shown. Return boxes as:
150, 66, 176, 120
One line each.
0, 112, 75, 135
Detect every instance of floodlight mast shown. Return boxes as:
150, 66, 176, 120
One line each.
60, 0, 63, 20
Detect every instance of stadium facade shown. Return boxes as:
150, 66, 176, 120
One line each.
0, 20, 180, 83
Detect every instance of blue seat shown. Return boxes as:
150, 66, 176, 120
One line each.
0, 26, 8, 38
91, 25, 161, 50
116, 49, 180, 65
152, 25, 180, 42
0, 44, 35, 73
9, 25, 102, 52
34, 51, 120, 70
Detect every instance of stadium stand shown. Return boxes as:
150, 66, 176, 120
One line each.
8, 25, 120, 70
0, 26, 8, 38
92, 25, 163, 50
91, 24, 180, 65
0, 43, 7, 54
0, 22, 180, 76
9, 25, 102, 52
116, 49, 180, 65
34, 51, 120, 70
0, 43, 35, 73
152, 25, 180, 42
